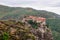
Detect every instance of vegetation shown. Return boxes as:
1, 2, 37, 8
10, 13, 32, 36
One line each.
0, 5, 60, 20
0, 5, 60, 40
27, 20, 38, 29
46, 19, 60, 40
3, 32, 9, 40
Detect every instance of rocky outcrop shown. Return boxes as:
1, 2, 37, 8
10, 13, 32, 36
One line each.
0, 20, 53, 40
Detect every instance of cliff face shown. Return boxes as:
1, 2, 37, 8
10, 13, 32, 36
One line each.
0, 20, 53, 40
22, 16, 53, 40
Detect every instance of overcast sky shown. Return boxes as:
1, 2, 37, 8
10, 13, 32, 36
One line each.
0, 0, 60, 15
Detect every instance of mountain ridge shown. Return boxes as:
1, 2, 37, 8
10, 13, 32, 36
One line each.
0, 5, 60, 20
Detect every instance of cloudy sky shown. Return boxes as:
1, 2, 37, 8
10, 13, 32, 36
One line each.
0, 0, 60, 15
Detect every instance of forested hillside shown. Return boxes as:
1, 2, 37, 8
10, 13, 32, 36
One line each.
0, 5, 60, 20
0, 5, 60, 40
46, 19, 60, 40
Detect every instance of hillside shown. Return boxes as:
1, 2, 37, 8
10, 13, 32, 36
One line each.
0, 20, 53, 40
0, 5, 60, 20
0, 5, 60, 40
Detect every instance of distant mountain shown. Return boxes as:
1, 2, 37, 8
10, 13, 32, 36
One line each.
0, 5, 60, 20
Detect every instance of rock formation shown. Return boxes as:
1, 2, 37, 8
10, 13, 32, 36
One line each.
0, 16, 53, 40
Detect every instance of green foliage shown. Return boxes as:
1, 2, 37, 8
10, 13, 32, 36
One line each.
0, 5, 60, 20
46, 19, 60, 32
46, 19, 60, 40
28, 20, 38, 29
3, 32, 9, 40
52, 31, 60, 40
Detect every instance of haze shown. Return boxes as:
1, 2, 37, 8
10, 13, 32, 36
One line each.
0, 0, 60, 15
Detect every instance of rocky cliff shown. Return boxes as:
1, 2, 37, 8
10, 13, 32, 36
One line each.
0, 20, 53, 40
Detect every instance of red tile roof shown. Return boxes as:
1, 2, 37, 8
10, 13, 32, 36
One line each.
29, 16, 46, 22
